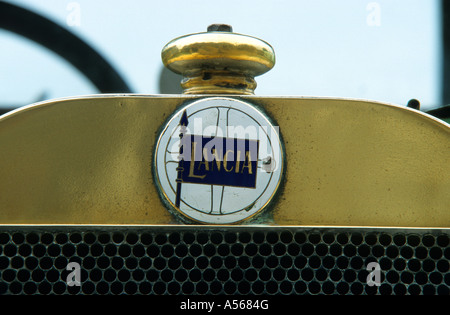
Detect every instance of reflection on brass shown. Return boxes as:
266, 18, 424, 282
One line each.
161, 25, 275, 95
0, 95, 449, 227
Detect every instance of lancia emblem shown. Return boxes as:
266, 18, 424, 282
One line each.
154, 97, 284, 224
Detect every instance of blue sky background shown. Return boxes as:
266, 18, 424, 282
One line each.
0, 0, 442, 111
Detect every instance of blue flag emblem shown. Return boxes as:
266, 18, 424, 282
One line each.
180, 135, 259, 188
174, 110, 259, 208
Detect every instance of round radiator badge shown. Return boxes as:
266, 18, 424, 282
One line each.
154, 97, 284, 224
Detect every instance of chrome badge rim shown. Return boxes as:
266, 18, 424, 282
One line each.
154, 97, 284, 224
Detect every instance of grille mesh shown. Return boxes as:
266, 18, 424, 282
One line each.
0, 227, 448, 295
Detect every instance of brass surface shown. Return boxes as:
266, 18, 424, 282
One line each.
161, 31, 275, 94
0, 95, 449, 227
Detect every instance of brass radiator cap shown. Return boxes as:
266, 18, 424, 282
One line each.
161, 24, 275, 95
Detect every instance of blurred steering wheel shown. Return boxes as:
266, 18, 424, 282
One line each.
0, 1, 132, 115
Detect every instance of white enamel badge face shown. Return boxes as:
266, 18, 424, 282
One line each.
154, 97, 284, 224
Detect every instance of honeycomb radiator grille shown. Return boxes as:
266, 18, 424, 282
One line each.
0, 227, 448, 295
